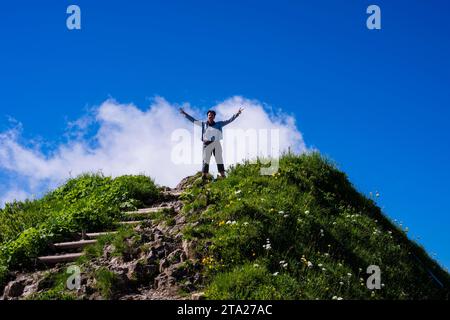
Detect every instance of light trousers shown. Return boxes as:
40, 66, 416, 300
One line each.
202, 141, 225, 173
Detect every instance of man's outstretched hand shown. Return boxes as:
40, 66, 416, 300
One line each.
179, 108, 186, 115
237, 107, 244, 115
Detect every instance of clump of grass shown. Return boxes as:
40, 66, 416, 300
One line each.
94, 267, 120, 299
81, 225, 154, 266
145, 207, 176, 226
29, 289, 77, 300
80, 227, 135, 262
205, 262, 301, 299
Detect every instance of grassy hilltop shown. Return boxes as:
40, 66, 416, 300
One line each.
0, 153, 448, 300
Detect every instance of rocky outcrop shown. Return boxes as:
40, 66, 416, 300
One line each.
1, 269, 58, 299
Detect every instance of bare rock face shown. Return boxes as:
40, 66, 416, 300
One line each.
167, 249, 185, 264
5, 268, 63, 300
165, 262, 188, 280
191, 292, 206, 300
2, 280, 26, 299
103, 244, 115, 259
154, 273, 177, 290
127, 259, 158, 284
82, 276, 97, 296
182, 239, 199, 260
175, 173, 202, 190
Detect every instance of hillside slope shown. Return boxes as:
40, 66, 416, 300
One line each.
0, 153, 449, 300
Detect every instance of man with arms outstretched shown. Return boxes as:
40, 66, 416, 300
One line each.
180, 107, 243, 180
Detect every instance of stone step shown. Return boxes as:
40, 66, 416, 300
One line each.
162, 190, 183, 197
125, 206, 171, 215
38, 252, 84, 264
52, 239, 97, 250
118, 220, 142, 225
85, 231, 117, 239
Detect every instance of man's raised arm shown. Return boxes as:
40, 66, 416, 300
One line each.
179, 108, 201, 126
220, 107, 244, 126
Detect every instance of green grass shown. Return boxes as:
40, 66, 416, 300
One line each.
206, 262, 302, 300
0, 173, 159, 289
94, 267, 120, 299
80, 227, 137, 262
183, 152, 450, 300
2, 152, 449, 300
120, 206, 175, 225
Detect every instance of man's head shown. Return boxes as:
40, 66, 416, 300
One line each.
207, 110, 216, 122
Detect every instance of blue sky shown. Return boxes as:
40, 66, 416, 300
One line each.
0, 1, 449, 269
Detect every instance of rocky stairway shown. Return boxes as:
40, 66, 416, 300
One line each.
36, 190, 181, 265
2, 180, 207, 300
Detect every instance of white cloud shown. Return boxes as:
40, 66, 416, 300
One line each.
0, 96, 307, 206
0, 187, 30, 206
